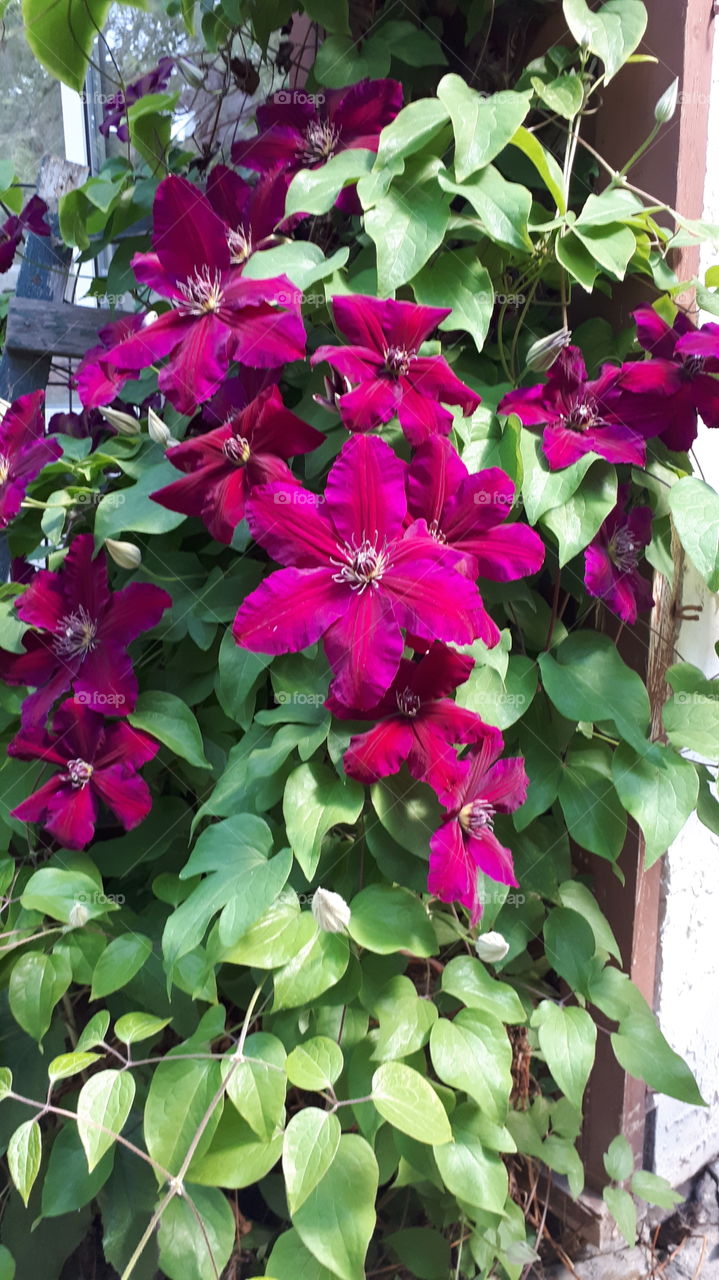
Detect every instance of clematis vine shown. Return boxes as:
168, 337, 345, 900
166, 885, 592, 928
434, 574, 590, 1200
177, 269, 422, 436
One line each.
406, 436, 545, 580
232, 79, 403, 211
233, 434, 498, 711
0, 195, 50, 274
584, 488, 654, 624
79, 176, 306, 416
0, 534, 171, 727
151, 385, 323, 544
331, 642, 495, 803
499, 345, 649, 469
0, 390, 62, 527
429, 731, 528, 924
616, 306, 719, 451
9, 698, 159, 849
312, 295, 481, 443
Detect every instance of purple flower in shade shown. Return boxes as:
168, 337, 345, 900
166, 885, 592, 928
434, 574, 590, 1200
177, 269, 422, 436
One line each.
406, 436, 545, 581
79, 176, 306, 416
0, 534, 171, 727
0, 390, 62, 527
151, 385, 323, 544
311, 295, 481, 445
0, 195, 51, 273
9, 698, 159, 849
99, 57, 175, 142
75, 313, 147, 409
429, 733, 528, 924
198, 366, 281, 428
231, 79, 403, 214
584, 488, 654, 624
498, 345, 648, 470
205, 164, 286, 266
615, 307, 719, 452
232, 434, 498, 711
329, 642, 496, 804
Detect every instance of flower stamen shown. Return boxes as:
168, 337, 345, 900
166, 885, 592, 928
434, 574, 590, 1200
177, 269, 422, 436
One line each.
383, 345, 414, 378
177, 265, 224, 315
55, 606, 98, 658
301, 120, 340, 165
459, 798, 496, 834
222, 436, 251, 465
396, 688, 421, 717
331, 534, 389, 592
65, 758, 94, 789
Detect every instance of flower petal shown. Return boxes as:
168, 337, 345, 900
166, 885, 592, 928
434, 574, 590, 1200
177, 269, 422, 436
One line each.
336, 377, 402, 433
92, 763, 153, 831
233, 566, 345, 654
429, 818, 482, 923
324, 434, 406, 545
343, 718, 414, 784
245, 484, 338, 567
324, 588, 404, 710
151, 174, 230, 279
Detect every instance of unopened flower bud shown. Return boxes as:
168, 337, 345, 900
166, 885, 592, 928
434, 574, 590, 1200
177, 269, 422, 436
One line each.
311, 887, 351, 933
655, 78, 678, 125
68, 902, 89, 929
313, 369, 352, 413
475, 930, 510, 963
105, 538, 142, 570
0, 397, 11, 419
142, 309, 158, 328
99, 406, 141, 436
525, 329, 572, 373
147, 407, 176, 448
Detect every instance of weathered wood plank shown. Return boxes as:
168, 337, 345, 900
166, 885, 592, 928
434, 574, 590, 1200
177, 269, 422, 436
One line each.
5, 297, 135, 360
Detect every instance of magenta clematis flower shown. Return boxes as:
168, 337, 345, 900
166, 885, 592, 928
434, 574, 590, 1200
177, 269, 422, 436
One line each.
100, 56, 175, 142
9, 698, 159, 849
498, 346, 648, 469
330, 642, 495, 803
0, 534, 171, 727
429, 733, 528, 924
0, 195, 50, 274
79, 176, 306, 416
232, 434, 498, 711
151, 385, 323, 544
205, 164, 286, 265
232, 79, 402, 212
75, 313, 147, 409
406, 436, 545, 580
312, 295, 481, 444
616, 307, 719, 452
584, 489, 654, 624
0, 390, 62, 527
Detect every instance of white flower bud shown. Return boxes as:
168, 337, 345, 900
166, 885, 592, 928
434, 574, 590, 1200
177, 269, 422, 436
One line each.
525, 329, 572, 373
105, 538, 142, 570
0, 397, 11, 419
475, 930, 510, 963
142, 309, 159, 328
147, 407, 177, 448
99, 406, 141, 436
68, 902, 89, 929
311, 887, 351, 933
655, 78, 678, 125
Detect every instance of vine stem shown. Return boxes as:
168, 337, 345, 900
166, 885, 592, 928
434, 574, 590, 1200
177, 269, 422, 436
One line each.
8, 1091, 173, 1181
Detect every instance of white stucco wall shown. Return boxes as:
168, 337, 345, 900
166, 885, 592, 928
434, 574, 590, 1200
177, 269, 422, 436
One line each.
651, 36, 719, 1185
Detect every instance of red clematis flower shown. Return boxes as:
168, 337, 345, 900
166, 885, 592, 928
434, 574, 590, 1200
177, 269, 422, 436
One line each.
311, 295, 481, 444
0, 534, 171, 727
429, 732, 528, 924
205, 163, 286, 265
0, 390, 62, 527
0, 195, 51, 274
232, 434, 498, 711
584, 488, 654, 624
406, 436, 545, 580
79, 176, 306, 416
232, 79, 403, 212
99, 57, 175, 142
330, 642, 495, 804
151, 386, 324, 544
9, 698, 159, 849
615, 307, 719, 452
498, 345, 649, 469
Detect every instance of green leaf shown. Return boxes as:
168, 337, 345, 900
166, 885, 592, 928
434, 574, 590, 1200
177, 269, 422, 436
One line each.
603, 1134, 634, 1182
158, 1185, 235, 1280
603, 1186, 637, 1246
115, 1012, 171, 1046
574, 222, 637, 280
268, 1229, 338, 1280
292, 1134, 378, 1280
531, 71, 585, 119
20, 867, 111, 924
437, 76, 531, 181
669, 476, 719, 592
509, 125, 566, 212
433, 1105, 509, 1213
0, 1245, 14, 1280
370, 770, 442, 856
48, 1051, 102, 1083
558, 742, 627, 861
7, 1121, 41, 1206
373, 993, 437, 1062
611, 1011, 705, 1105
187, 1107, 282, 1188
532, 1001, 597, 1108
95, 460, 186, 539
630, 1169, 683, 1210
372, 1062, 451, 1145
8, 951, 71, 1043
663, 667, 719, 757
223, 1032, 286, 1141
541, 461, 617, 564
365, 163, 450, 293
218, 894, 315, 968
313, 34, 390, 86
563, 0, 648, 82
286, 1038, 344, 1091
77, 1071, 136, 1172
285, 149, 374, 217
538, 631, 651, 756
441, 955, 525, 1023
438, 166, 532, 251
555, 229, 600, 291
23, 0, 111, 91
0, 1068, 13, 1101
380, 19, 447, 67
558, 882, 621, 960
273, 929, 349, 1010
386, 1228, 451, 1280
91, 934, 152, 1000
283, 1108, 341, 1215
612, 742, 698, 866
41, 1122, 113, 1217
430, 1010, 513, 1122
144, 1059, 223, 1177
303, 0, 349, 32
129, 691, 210, 769
348, 884, 436, 957
283, 763, 363, 879
543, 908, 597, 994
76, 1011, 111, 1052
374, 98, 450, 169
413, 250, 493, 353
520, 432, 595, 523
